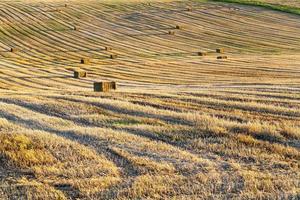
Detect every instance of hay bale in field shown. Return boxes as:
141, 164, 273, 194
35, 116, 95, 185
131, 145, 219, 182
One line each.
80, 58, 90, 64
72, 26, 77, 31
110, 54, 117, 59
105, 46, 112, 51
64, 4, 68, 7
198, 52, 208, 56
168, 30, 175, 35
10, 48, 18, 53
175, 25, 182, 30
186, 7, 192, 11
74, 70, 87, 78
94, 81, 117, 92
216, 48, 225, 53
217, 56, 228, 59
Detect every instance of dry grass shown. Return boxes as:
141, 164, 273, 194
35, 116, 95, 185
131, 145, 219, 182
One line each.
0, 0, 299, 199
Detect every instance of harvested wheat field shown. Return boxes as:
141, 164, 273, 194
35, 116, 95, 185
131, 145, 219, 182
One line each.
0, 0, 299, 199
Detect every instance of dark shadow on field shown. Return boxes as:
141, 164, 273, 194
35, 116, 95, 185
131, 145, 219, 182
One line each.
1, 96, 298, 170
0, 96, 296, 147
53, 95, 193, 126
112, 126, 179, 148
2, 96, 297, 198
0, 96, 192, 131
0, 97, 200, 160
0, 98, 204, 167
0, 94, 192, 150
128, 100, 184, 112
0, 96, 176, 141
0, 106, 139, 198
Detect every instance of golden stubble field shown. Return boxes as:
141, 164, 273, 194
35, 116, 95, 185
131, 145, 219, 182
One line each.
0, 0, 299, 199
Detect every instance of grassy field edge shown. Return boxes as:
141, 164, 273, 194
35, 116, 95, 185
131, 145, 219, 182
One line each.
208, 0, 300, 15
